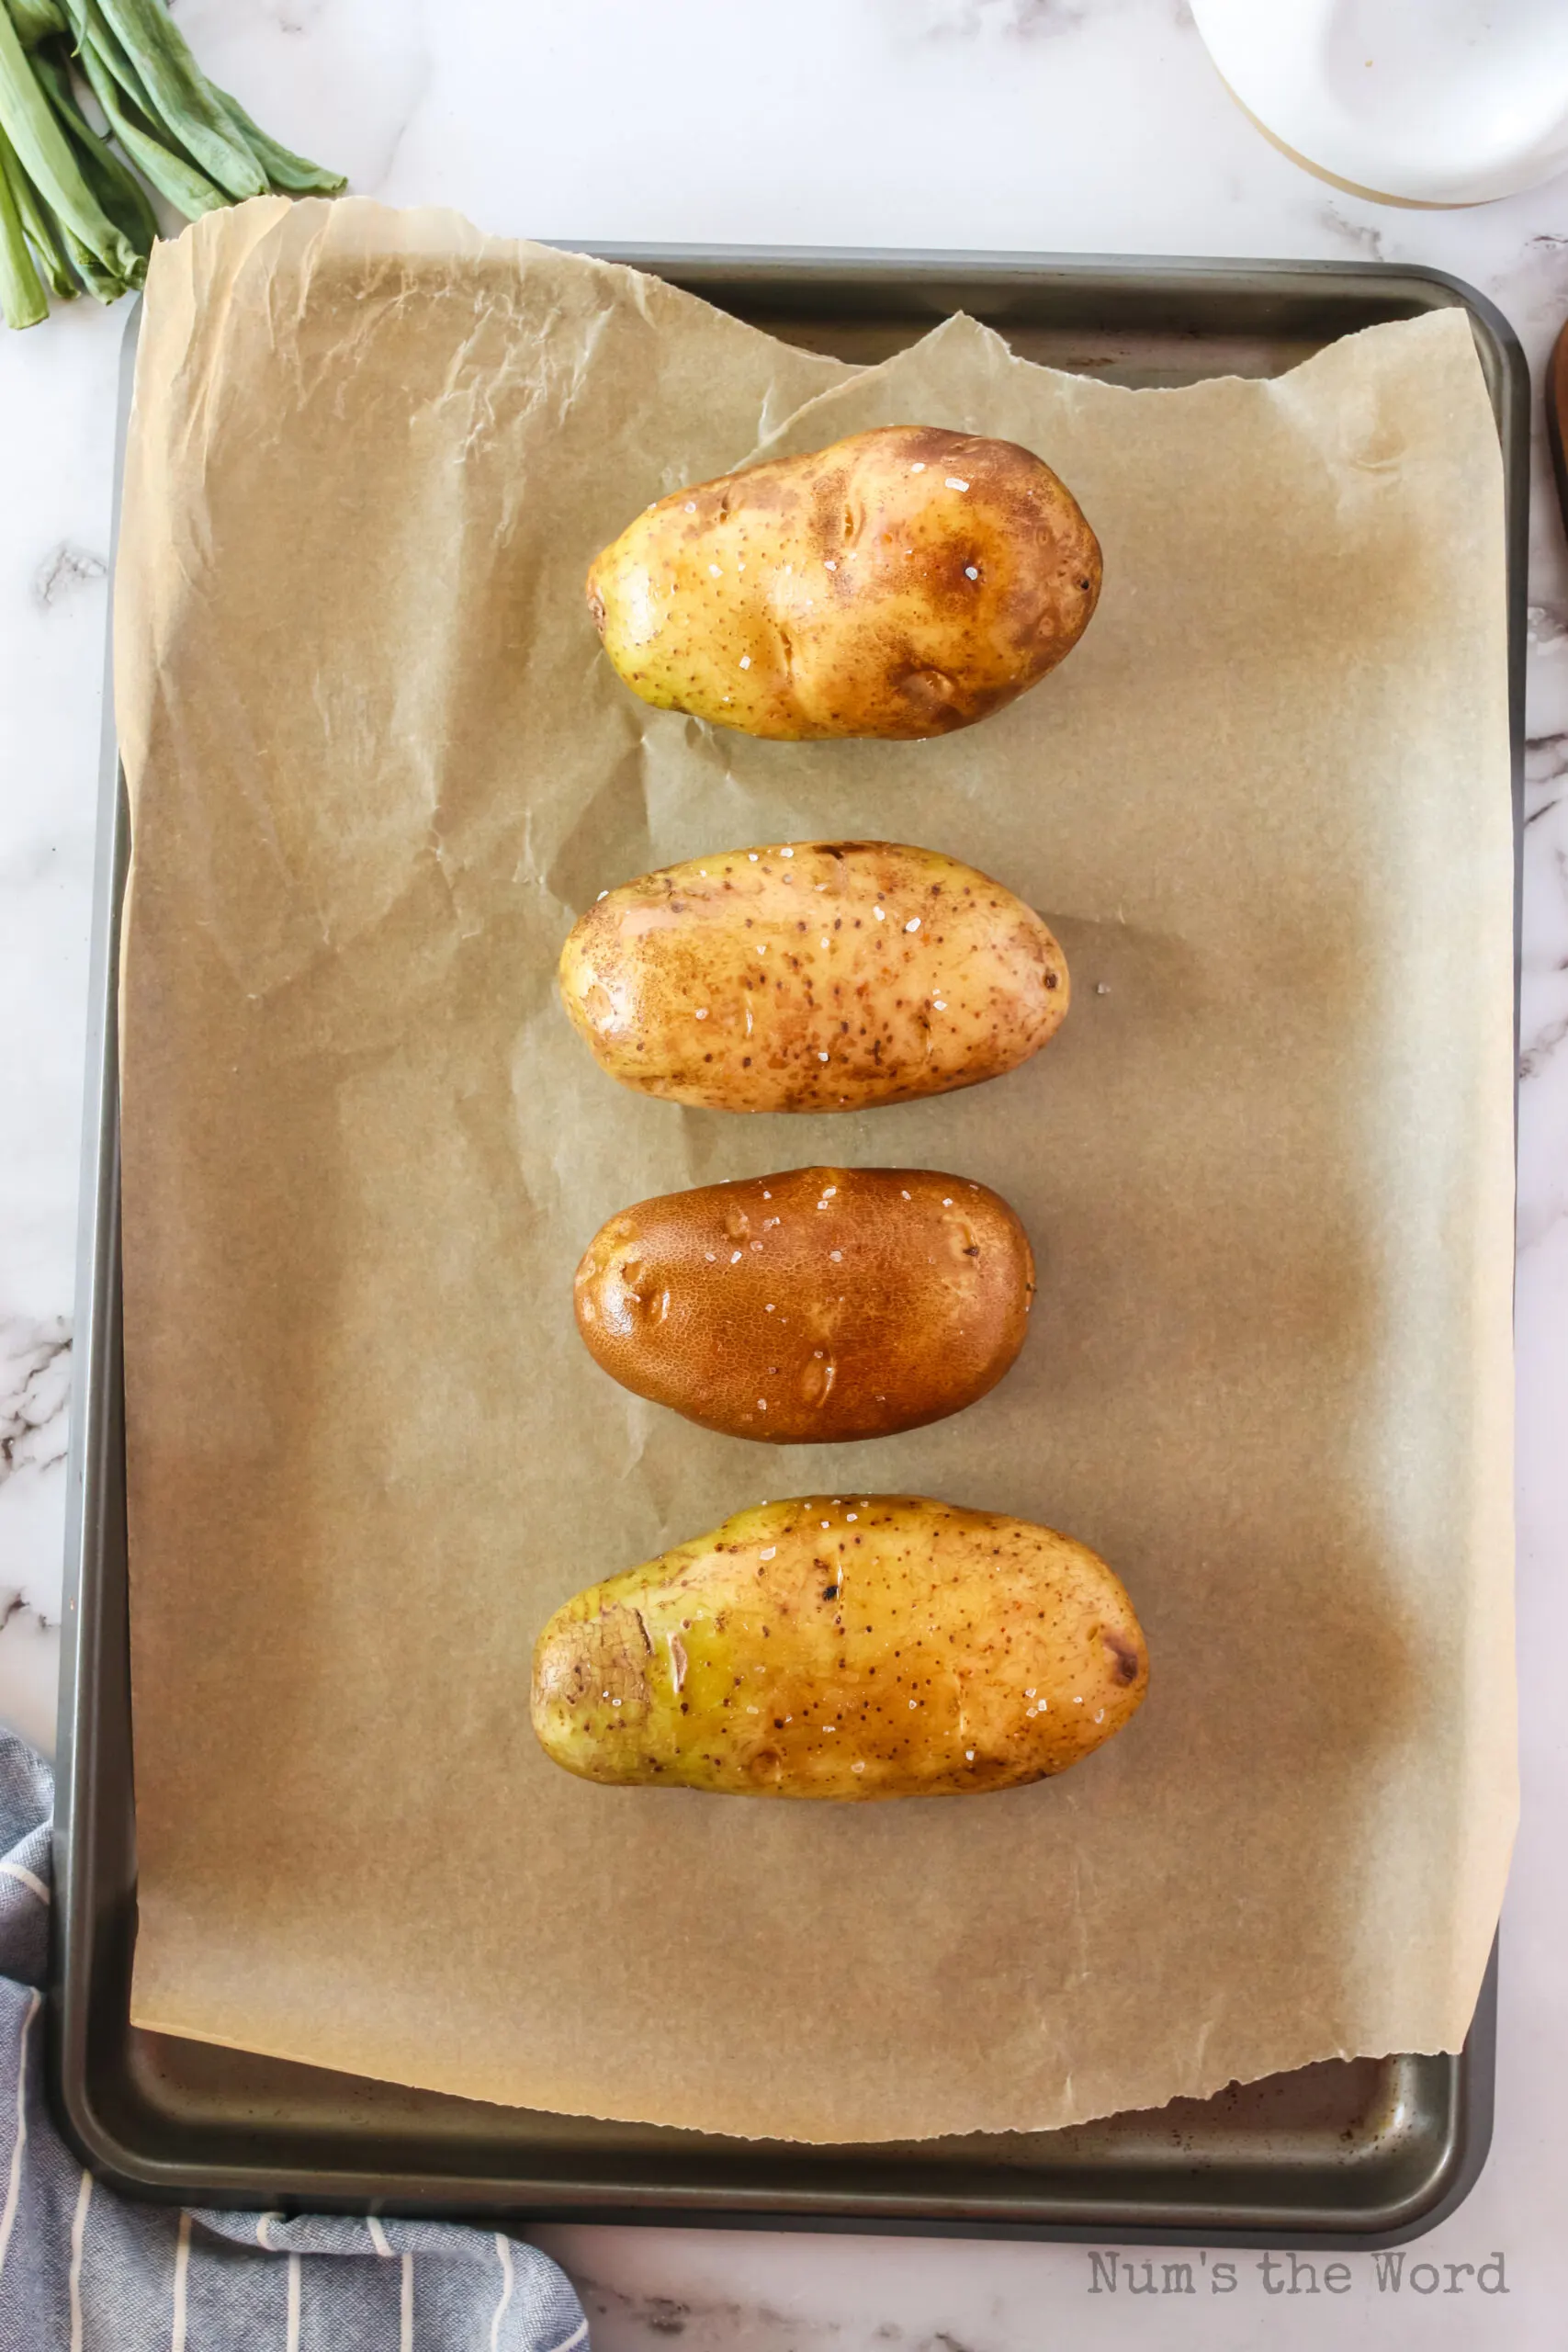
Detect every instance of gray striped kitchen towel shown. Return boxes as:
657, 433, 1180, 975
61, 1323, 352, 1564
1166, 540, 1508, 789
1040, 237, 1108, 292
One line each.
0, 1735, 589, 2350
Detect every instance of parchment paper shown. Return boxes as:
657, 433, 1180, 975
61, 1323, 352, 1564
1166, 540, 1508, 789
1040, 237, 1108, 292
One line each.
116, 197, 1517, 2143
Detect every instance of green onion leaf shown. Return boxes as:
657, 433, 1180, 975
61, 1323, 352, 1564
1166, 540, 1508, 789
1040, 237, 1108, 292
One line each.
7, 0, 70, 49
55, 0, 152, 119
207, 79, 344, 197
0, 0, 143, 279
0, 102, 77, 294
73, 21, 227, 220
62, 212, 132, 298
30, 39, 157, 251
0, 117, 48, 325
92, 0, 269, 199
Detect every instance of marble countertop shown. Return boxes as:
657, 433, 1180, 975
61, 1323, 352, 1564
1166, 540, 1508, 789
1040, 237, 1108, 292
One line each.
2, 0, 1566, 2343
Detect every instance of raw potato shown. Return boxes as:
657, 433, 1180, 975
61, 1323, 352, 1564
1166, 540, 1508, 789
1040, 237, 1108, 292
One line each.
531, 1496, 1149, 1800
574, 1166, 1035, 1442
558, 839, 1068, 1113
586, 424, 1101, 740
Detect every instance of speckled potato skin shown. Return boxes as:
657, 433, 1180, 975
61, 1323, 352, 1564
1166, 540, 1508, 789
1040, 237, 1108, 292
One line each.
574, 1166, 1035, 1442
531, 1497, 1149, 1800
586, 424, 1101, 740
557, 839, 1068, 1113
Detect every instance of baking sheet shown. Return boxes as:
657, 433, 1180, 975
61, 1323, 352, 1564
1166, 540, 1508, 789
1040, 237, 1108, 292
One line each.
115, 197, 1517, 2144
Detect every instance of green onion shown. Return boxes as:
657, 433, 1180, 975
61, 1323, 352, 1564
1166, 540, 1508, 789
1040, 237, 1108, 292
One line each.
207, 78, 344, 198
61, 212, 126, 299
0, 0, 142, 279
1, 0, 344, 330
93, 0, 267, 200
0, 107, 74, 294
7, 0, 65, 44
0, 114, 48, 324
30, 36, 160, 251
72, 14, 229, 220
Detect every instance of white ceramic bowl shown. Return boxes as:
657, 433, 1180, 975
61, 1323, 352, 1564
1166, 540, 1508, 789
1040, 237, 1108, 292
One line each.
1191, 0, 1568, 205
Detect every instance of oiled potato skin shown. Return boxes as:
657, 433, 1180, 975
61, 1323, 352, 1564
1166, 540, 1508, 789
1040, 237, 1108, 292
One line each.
558, 839, 1067, 1113
587, 425, 1101, 740
531, 1497, 1148, 1800
575, 1166, 1034, 1442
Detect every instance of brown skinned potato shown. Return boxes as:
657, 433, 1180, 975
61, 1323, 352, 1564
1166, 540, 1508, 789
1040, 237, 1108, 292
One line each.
531, 1496, 1149, 1799
557, 839, 1068, 1112
586, 424, 1101, 739
575, 1166, 1035, 1442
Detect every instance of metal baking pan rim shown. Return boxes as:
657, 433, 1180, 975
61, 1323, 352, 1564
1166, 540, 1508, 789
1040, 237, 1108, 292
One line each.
51, 1950, 1495, 2250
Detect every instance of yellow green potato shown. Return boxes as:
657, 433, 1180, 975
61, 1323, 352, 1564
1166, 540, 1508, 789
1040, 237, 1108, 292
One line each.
558, 839, 1068, 1113
531, 1496, 1148, 1800
586, 424, 1101, 740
